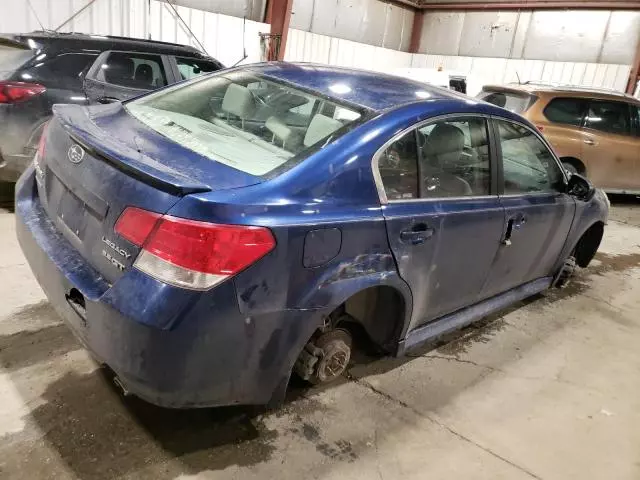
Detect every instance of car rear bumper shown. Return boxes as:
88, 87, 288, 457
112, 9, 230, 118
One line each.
16, 169, 316, 408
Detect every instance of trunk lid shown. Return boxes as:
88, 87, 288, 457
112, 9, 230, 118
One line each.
37, 103, 261, 284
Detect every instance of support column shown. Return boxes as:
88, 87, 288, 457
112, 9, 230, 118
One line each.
408, 10, 424, 54
627, 38, 640, 95
265, 0, 294, 61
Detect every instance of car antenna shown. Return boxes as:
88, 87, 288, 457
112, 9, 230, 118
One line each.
516, 71, 522, 85
27, 0, 56, 35
231, 17, 249, 67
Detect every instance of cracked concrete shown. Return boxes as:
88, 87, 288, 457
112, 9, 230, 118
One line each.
0, 199, 639, 479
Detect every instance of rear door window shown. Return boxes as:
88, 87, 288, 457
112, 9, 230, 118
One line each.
585, 100, 631, 136
95, 51, 167, 90
22, 53, 98, 89
477, 90, 537, 113
175, 57, 221, 80
543, 97, 587, 126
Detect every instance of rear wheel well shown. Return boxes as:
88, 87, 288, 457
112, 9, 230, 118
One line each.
341, 286, 406, 353
574, 222, 604, 268
560, 157, 586, 176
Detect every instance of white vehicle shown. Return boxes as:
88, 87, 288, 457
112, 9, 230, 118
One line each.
391, 68, 468, 94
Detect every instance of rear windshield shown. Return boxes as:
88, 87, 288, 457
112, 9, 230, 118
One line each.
126, 71, 364, 176
0, 45, 34, 79
477, 90, 537, 113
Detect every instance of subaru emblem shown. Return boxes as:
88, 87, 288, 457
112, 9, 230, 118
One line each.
67, 144, 85, 164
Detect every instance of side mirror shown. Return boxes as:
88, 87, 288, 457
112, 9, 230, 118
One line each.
567, 173, 595, 201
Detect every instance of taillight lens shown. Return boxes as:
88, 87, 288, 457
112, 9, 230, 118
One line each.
0, 81, 46, 104
36, 122, 49, 158
115, 207, 276, 290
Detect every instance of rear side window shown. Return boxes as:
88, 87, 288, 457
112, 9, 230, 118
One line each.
175, 57, 221, 80
378, 131, 419, 201
631, 105, 640, 136
22, 53, 98, 88
585, 100, 631, 136
543, 97, 587, 126
0, 45, 34, 79
477, 90, 537, 113
96, 52, 167, 90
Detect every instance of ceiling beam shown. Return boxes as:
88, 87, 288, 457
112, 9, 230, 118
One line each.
418, 2, 640, 10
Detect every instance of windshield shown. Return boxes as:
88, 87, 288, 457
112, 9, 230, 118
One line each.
126, 71, 364, 176
0, 45, 34, 79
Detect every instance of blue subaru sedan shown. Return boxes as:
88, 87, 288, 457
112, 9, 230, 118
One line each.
16, 63, 608, 408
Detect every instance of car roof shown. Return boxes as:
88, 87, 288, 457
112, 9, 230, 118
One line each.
483, 82, 640, 104
246, 62, 470, 112
7, 31, 213, 59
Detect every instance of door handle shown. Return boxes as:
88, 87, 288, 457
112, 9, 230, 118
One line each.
400, 223, 434, 245
583, 138, 596, 146
512, 214, 527, 229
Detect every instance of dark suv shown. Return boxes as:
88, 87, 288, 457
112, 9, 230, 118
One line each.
0, 32, 223, 182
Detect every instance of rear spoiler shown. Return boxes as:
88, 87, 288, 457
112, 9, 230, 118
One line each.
0, 36, 30, 50
53, 104, 211, 196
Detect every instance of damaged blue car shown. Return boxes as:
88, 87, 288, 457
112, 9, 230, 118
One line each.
16, 63, 608, 408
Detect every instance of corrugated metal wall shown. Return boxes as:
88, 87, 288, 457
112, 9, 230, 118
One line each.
290, 0, 414, 51
286, 28, 632, 95
418, 10, 640, 65
164, 0, 266, 23
0, 0, 634, 93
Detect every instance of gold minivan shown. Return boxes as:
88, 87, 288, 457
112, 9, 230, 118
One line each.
478, 83, 640, 194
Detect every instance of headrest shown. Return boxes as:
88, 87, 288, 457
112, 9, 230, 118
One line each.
304, 114, 343, 147
222, 84, 255, 119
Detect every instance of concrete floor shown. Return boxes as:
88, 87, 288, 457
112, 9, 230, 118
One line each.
1, 191, 640, 480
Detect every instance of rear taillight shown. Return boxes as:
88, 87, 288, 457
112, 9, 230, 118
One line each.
115, 207, 276, 290
36, 122, 49, 158
0, 81, 46, 104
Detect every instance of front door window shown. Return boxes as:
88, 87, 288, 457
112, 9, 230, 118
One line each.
496, 120, 565, 194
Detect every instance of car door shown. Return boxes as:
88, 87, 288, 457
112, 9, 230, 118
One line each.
377, 115, 505, 331
84, 50, 174, 104
481, 117, 575, 299
579, 99, 638, 191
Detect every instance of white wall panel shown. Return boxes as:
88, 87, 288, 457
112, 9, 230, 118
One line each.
411, 53, 632, 96
147, 0, 268, 65
290, 0, 413, 52
419, 10, 640, 65
285, 28, 412, 72
161, 0, 266, 22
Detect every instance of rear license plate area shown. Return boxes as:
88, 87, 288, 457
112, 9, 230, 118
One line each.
58, 190, 88, 239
